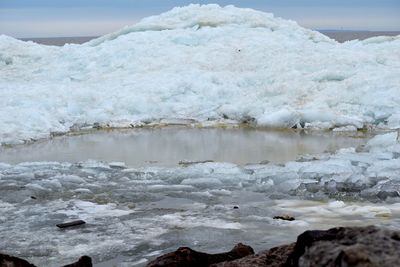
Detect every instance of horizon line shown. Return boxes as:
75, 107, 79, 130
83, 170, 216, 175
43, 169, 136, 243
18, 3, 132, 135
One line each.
12, 29, 400, 39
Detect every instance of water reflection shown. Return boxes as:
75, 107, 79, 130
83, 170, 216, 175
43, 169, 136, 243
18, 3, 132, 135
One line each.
0, 127, 368, 166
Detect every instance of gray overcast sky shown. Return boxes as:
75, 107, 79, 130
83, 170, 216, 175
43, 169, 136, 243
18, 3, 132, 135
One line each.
1, 0, 399, 38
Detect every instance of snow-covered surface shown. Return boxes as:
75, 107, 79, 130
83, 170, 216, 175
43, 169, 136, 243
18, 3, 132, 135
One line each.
1, 131, 399, 265
1, 4, 400, 144
1, 4, 400, 265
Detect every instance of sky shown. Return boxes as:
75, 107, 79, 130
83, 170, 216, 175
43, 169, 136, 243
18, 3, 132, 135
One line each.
0, 0, 399, 38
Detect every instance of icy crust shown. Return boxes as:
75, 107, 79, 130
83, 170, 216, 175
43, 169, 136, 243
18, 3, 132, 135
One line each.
1, 5, 400, 144
1, 133, 399, 202
0, 132, 400, 265
0, 132, 399, 202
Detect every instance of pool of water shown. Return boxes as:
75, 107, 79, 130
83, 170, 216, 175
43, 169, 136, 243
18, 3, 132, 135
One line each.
3, 127, 399, 267
0, 127, 368, 166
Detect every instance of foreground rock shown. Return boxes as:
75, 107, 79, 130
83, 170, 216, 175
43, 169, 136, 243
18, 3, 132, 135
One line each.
149, 226, 400, 267
147, 243, 254, 267
0, 254, 92, 267
286, 225, 400, 267
62, 256, 92, 267
0, 253, 36, 267
212, 243, 296, 267
3, 226, 400, 266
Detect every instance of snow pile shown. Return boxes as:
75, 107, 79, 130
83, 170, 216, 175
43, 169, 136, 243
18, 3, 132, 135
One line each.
1, 4, 400, 144
88, 4, 330, 46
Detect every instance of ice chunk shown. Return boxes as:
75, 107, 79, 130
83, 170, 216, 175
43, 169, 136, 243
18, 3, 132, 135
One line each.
258, 109, 299, 128
333, 126, 358, 132
181, 177, 223, 187
366, 132, 398, 152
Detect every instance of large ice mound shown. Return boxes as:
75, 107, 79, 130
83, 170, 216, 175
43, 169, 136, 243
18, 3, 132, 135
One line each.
1, 4, 400, 144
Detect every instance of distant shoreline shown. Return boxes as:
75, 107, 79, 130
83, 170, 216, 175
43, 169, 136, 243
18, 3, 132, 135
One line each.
19, 36, 97, 46
19, 31, 400, 46
320, 30, 400, 43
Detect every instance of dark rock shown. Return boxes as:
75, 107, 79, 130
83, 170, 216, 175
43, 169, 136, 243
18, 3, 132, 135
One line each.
212, 243, 295, 267
240, 116, 255, 124
0, 254, 92, 267
273, 215, 295, 221
62, 256, 92, 267
233, 206, 239, 209
214, 225, 400, 267
377, 190, 400, 200
178, 160, 214, 166
0, 253, 36, 267
56, 220, 86, 229
263, 244, 296, 267
146, 243, 254, 267
4, 226, 399, 267
284, 225, 400, 267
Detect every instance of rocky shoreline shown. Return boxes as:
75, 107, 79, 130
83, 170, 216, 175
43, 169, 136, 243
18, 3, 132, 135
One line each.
0, 255, 92, 267
2, 225, 400, 267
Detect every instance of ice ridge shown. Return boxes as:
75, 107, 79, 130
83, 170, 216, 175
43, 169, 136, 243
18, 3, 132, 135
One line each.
86, 4, 332, 46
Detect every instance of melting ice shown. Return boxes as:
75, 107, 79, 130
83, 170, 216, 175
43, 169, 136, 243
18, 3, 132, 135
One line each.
1, 4, 400, 266
0, 4, 400, 144
1, 132, 400, 265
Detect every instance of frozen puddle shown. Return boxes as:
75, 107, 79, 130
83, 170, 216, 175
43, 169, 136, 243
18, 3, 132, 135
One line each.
0, 127, 368, 166
1, 129, 400, 266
